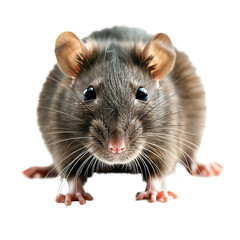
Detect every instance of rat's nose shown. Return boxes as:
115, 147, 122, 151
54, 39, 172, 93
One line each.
108, 138, 126, 153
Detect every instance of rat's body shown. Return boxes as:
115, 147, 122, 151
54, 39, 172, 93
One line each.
23, 27, 222, 205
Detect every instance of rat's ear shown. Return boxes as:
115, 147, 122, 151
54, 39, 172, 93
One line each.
55, 32, 95, 77
137, 33, 176, 84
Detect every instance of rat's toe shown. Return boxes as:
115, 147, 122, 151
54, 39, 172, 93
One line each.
210, 162, 223, 176
65, 194, 73, 206
136, 191, 149, 201
82, 192, 93, 201
156, 190, 169, 202
56, 194, 66, 203
149, 192, 159, 203
76, 193, 86, 205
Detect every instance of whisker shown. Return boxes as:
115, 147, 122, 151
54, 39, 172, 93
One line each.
145, 124, 206, 129
139, 152, 159, 180
135, 157, 144, 177
135, 86, 196, 127
130, 108, 206, 136
144, 140, 190, 172
65, 149, 91, 182
144, 138, 202, 176
73, 152, 97, 191
84, 156, 97, 178
63, 148, 93, 193
39, 126, 76, 132
56, 149, 90, 195
60, 140, 79, 159
81, 101, 97, 120
39, 106, 84, 123
48, 75, 77, 97
134, 76, 167, 123
45, 145, 86, 178
137, 155, 152, 192
91, 157, 98, 176
95, 158, 101, 173
136, 155, 148, 181
47, 75, 97, 120
143, 127, 198, 136
144, 136, 197, 173
42, 131, 80, 136
50, 69, 64, 79
158, 135, 198, 152
47, 136, 91, 146
132, 158, 138, 174
141, 107, 206, 129
135, 86, 184, 125
143, 132, 200, 149
149, 137, 197, 174
172, 69, 197, 85
58, 148, 89, 179
140, 151, 165, 179
142, 145, 173, 173
125, 71, 148, 132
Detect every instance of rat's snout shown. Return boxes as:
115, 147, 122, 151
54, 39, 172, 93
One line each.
89, 118, 143, 164
108, 138, 126, 154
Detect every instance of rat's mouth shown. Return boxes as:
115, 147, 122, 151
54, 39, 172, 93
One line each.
90, 140, 144, 166
95, 151, 130, 165
88, 118, 145, 165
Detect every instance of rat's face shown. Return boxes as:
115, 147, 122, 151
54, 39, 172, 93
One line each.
78, 55, 156, 164
55, 31, 176, 165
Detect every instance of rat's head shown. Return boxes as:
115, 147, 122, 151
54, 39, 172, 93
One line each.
55, 31, 176, 165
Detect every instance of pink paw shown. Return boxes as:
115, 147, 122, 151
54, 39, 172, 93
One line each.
136, 190, 178, 203
56, 192, 93, 206
191, 162, 223, 177
22, 166, 54, 178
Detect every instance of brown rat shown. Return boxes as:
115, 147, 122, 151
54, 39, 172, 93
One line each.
23, 26, 223, 205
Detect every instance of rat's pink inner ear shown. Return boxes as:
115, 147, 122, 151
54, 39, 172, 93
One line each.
55, 31, 86, 77
136, 33, 176, 83
55, 32, 97, 78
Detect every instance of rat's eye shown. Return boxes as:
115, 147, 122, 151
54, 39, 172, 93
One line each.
83, 86, 96, 101
136, 87, 148, 101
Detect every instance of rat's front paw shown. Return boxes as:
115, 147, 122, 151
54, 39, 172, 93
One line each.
23, 165, 56, 178
191, 162, 223, 177
136, 190, 177, 203
56, 191, 93, 206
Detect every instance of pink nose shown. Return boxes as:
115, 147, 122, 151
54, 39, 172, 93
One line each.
108, 138, 126, 153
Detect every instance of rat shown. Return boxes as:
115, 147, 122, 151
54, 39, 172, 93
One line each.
23, 26, 223, 205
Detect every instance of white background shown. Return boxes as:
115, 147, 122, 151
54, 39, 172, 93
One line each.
1, 0, 240, 239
